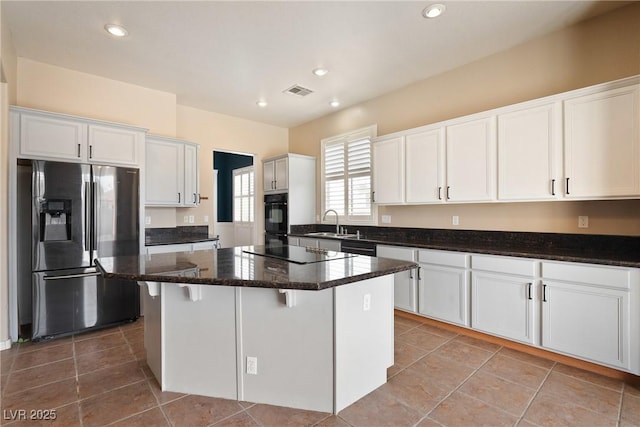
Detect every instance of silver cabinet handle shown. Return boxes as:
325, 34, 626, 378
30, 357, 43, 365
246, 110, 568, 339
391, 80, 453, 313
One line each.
371, 191, 376, 203
438, 187, 442, 200
542, 284, 547, 302
551, 179, 556, 196
446, 186, 451, 200
77, 143, 81, 158
193, 193, 197, 204
409, 268, 413, 279
527, 282, 533, 300
89, 145, 93, 159
566, 178, 570, 195
178, 193, 181, 203
417, 266, 422, 281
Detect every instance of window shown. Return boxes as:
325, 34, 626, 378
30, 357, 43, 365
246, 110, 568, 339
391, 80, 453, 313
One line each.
321, 125, 377, 224
233, 166, 254, 223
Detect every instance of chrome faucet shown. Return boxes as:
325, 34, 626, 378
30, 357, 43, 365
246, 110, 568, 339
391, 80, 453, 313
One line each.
322, 209, 340, 234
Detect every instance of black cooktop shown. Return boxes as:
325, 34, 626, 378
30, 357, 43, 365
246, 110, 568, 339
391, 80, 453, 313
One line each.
242, 245, 357, 265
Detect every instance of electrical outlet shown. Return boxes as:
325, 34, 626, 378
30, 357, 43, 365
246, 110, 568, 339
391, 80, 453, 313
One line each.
188, 215, 195, 224
381, 215, 391, 224
204, 215, 209, 223
183, 216, 189, 223
363, 294, 371, 311
452, 216, 459, 226
246, 356, 258, 375
578, 216, 589, 228
145, 216, 151, 225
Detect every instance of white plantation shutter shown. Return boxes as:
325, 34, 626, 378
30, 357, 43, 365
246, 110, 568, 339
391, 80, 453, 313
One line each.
322, 125, 376, 224
233, 166, 254, 223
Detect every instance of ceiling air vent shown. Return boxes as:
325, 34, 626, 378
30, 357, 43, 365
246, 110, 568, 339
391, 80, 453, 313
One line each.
283, 84, 313, 97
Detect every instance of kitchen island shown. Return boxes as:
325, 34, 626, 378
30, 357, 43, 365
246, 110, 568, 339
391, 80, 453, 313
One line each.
96, 245, 416, 414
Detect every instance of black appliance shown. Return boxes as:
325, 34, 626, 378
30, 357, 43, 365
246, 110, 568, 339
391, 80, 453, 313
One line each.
341, 239, 377, 256
264, 193, 288, 245
17, 159, 140, 340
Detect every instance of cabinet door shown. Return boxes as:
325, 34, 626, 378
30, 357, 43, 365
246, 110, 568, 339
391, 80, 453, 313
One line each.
263, 160, 276, 192
418, 264, 469, 327
146, 139, 184, 206
564, 85, 640, 198
372, 136, 404, 204
88, 125, 140, 166
542, 281, 629, 370
274, 157, 288, 191
377, 245, 417, 312
405, 129, 444, 203
183, 143, 199, 206
19, 113, 86, 161
446, 117, 496, 202
317, 238, 341, 252
472, 273, 535, 344
498, 103, 561, 201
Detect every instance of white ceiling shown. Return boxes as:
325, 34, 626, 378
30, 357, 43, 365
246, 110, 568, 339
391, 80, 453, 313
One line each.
2, 1, 630, 128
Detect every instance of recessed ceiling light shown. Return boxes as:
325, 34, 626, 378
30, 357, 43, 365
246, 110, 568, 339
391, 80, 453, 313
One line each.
329, 100, 340, 108
313, 68, 329, 77
422, 4, 446, 19
104, 24, 128, 37
256, 100, 268, 108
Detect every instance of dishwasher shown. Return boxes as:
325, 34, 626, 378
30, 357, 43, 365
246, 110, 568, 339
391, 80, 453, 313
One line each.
340, 239, 377, 256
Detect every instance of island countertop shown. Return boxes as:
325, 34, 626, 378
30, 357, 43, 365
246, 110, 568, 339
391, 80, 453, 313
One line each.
96, 245, 417, 291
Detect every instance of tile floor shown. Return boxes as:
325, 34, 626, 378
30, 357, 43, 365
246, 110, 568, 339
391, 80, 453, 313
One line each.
1, 315, 639, 426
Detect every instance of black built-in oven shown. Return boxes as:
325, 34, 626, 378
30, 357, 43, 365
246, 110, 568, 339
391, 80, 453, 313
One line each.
264, 193, 288, 246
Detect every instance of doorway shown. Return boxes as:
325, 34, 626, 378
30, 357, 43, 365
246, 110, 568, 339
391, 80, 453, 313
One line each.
213, 151, 255, 248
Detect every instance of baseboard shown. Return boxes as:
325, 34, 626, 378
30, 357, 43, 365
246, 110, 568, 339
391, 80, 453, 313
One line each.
0, 338, 12, 351
394, 309, 640, 386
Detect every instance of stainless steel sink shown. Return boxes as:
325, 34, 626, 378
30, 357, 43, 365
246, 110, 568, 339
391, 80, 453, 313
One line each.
304, 232, 357, 239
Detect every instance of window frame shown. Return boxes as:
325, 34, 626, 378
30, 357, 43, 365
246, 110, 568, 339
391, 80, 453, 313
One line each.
232, 165, 255, 224
320, 124, 377, 226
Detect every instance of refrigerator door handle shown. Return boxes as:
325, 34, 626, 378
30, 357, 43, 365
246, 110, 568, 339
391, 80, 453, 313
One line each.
84, 183, 91, 252
91, 182, 97, 251
44, 271, 101, 281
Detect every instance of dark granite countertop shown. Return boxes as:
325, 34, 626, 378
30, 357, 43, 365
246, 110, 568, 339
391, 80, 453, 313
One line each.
96, 245, 416, 291
289, 226, 640, 268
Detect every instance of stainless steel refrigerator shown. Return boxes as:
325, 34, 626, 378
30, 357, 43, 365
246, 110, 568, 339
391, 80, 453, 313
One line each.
17, 159, 140, 340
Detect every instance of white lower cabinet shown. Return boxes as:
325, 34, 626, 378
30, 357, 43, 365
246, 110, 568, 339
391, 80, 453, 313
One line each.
471, 255, 538, 345
376, 245, 417, 312
290, 237, 341, 252
146, 241, 217, 255
417, 250, 470, 327
541, 261, 638, 373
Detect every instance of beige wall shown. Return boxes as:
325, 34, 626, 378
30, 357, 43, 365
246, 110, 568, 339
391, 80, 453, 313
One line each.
176, 105, 288, 236
1, 3, 18, 347
17, 58, 177, 136
289, 2, 640, 236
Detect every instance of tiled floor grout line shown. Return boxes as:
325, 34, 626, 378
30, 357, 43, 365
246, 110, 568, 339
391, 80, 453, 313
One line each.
515, 360, 557, 427
411, 341, 504, 427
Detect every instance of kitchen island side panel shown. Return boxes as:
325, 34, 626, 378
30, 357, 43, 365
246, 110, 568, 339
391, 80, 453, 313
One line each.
335, 275, 394, 412
239, 286, 335, 412
162, 283, 238, 399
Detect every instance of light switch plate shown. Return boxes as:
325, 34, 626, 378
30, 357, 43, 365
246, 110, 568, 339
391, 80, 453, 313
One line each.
578, 216, 589, 228
381, 215, 391, 224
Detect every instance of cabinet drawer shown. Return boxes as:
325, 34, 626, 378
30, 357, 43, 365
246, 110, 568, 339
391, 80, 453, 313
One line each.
472, 255, 537, 277
418, 250, 468, 268
542, 262, 630, 289
377, 245, 416, 261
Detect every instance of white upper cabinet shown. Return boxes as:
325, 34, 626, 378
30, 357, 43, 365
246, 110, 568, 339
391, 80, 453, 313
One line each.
564, 84, 640, 199
263, 156, 288, 193
12, 106, 145, 166
183, 143, 200, 207
405, 128, 444, 203
88, 124, 141, 166
497, 102, 562, 201
366, 75, 640, 206
145, 135, 200, 207
372, 136, 404, 204
445, 116, 496, 202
